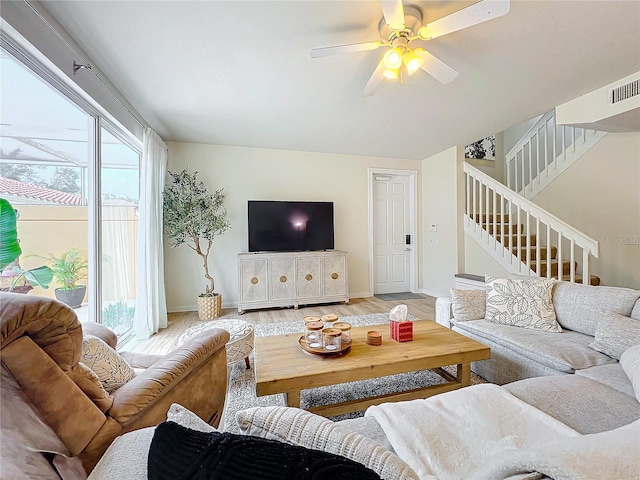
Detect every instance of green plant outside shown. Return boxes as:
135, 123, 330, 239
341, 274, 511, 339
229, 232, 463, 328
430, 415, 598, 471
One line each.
0, 198, 22, 269
101, 300, 135, 330
0, 198, 53, 290
34, 248, 88, 290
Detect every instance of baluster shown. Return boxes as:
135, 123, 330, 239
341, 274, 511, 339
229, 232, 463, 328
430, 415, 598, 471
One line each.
500, 194, 505, 255
525, 211, 531, 271
535, 218, 541, 276
472, 177, 477, 230
519, 151, 525, 194
535, 131, 541, 185
479, 183, 484, 235
485, 183, 490, 243
570, 239, 576, 282
527, 141, 533, 193
508, 199, 513, 265
546, 225, 552, 279
562, 126, 567, 164
466, 172, 471, 226
552, 115, 557, 168
516, 205, 522, 270
492, 189, 497, 248
557, 231, 563, 281
506, 156, 512, 190
572, 127, 576, 153
582, 250, 590, 285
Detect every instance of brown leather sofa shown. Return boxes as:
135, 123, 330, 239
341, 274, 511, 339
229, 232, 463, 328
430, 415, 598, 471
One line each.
0, 292, 230, 477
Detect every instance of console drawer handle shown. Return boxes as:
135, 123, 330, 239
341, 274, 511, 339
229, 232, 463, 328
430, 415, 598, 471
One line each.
250, 277, 259, 285
331, 273, 339, 280
280, 275, 287, 283
305, 274, 313, 281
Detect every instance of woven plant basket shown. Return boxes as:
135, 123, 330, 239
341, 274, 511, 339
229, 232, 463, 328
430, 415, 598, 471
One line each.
197, 294, 222, 320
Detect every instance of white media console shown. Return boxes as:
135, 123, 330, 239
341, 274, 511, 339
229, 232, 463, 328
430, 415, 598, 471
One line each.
237, 250, 349, 314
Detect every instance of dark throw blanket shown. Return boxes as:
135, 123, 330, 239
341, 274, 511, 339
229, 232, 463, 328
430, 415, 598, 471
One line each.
148, 421, 381, 480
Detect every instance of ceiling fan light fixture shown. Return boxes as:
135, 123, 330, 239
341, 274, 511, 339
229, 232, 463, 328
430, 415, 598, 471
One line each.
417, 25, 431, 40
383, 48, 404, 70
383, 67, 399, 80
403, 50, 424, 75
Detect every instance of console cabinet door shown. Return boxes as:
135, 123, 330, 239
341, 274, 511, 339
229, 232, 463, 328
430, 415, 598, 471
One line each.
296, 256, 321, 299
269, 257, 296, 301
323, 254, 346, 297
239, 258, 268, 303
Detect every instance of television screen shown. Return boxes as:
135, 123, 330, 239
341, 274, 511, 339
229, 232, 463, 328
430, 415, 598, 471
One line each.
248, 201, 334, 252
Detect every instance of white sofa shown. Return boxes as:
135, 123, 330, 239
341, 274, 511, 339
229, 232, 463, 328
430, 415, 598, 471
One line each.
436, 280, 640, 386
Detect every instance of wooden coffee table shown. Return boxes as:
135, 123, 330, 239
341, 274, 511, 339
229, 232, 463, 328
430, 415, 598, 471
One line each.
254, 320, 490, 417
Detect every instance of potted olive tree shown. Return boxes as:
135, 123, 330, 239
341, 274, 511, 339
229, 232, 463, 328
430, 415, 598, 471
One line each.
34, 248, 88, 308
163, 169, 230, 320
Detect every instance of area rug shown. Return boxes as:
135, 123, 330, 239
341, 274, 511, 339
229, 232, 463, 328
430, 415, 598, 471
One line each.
221, 314, 486, 433
374, 292, 426, 301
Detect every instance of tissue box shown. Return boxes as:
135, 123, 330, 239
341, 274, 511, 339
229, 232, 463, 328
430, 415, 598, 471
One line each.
390, 320, 413, 342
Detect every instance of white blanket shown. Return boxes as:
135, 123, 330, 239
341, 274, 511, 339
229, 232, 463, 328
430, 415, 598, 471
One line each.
365, 384, 578, 480
474, 419, 640, 480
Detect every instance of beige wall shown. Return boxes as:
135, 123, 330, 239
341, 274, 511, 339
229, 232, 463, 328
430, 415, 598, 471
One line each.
165, 142, 422, 311
464, 234, 510, 278
9, 205, 138, 301
14, 206, 89, 299
532, 132, 640, 289
421, 146, 465, 298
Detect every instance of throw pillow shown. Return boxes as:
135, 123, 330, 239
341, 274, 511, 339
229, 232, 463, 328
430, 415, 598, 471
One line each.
235, 406, 419, 480
589, 313, 640, 360
620, 345, 640, 402
148, 421, 381, 480
82, 335, 136, 393
167, 403, 216, 433
450, 288, 486, 321
484, 275, 561, 332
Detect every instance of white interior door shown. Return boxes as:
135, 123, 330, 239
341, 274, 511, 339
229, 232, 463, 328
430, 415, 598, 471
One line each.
372, 174, 412, 294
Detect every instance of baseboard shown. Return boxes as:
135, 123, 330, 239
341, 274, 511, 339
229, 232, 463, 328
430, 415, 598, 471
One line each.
169, 292, 385, 314
167, 302, 236, 313
417, 288, 448, 299
349, 291, 371, 299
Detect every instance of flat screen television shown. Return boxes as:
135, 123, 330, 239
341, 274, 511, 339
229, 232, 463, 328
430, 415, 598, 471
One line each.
248, 201, 334, 252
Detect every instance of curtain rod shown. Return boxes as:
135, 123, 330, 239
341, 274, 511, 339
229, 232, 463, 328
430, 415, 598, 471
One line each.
23, 0, 147, 130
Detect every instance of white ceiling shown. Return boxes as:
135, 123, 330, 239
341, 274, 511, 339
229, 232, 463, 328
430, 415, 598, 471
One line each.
42, 1, 640, 160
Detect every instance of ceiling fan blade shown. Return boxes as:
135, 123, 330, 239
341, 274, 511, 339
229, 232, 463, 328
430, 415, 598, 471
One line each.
310, 41, 382, 58
380, 0, 406, 30
419, 0, 510, 40
361, 59, 386, 97
415, 49, 459, 84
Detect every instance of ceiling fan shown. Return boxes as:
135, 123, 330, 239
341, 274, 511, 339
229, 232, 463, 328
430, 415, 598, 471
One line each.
310, 0, 510, 96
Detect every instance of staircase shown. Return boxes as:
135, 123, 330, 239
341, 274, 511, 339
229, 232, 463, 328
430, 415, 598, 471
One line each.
505, 110, 607, 199
464, 163, 600, 285
463, 109, 606, 285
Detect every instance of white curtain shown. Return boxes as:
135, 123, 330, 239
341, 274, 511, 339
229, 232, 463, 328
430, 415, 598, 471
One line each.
135, 127, 168, 339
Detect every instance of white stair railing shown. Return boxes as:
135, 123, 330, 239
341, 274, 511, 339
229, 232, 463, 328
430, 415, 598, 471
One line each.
464, 163, 599, 284
505, 110, 607, 199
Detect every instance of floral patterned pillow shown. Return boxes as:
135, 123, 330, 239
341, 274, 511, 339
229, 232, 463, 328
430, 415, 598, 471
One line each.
82, 335, 136, 392
484, 275, 561, 332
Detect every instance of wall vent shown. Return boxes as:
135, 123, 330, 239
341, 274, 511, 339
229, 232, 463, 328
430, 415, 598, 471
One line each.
610, 79, 640, 104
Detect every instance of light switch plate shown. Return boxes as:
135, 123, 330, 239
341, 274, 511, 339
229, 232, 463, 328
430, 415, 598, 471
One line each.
429, 224, 437, 232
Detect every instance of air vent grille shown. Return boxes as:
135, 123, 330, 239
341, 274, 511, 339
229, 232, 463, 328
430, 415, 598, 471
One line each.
611, 79, 639, 104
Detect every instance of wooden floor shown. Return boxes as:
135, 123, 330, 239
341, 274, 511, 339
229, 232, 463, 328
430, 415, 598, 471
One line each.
118, 295, 436, 355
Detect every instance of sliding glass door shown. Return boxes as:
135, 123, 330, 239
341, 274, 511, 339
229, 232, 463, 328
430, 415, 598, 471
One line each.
100, 128, 140, 338
1, 43, 141, 338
